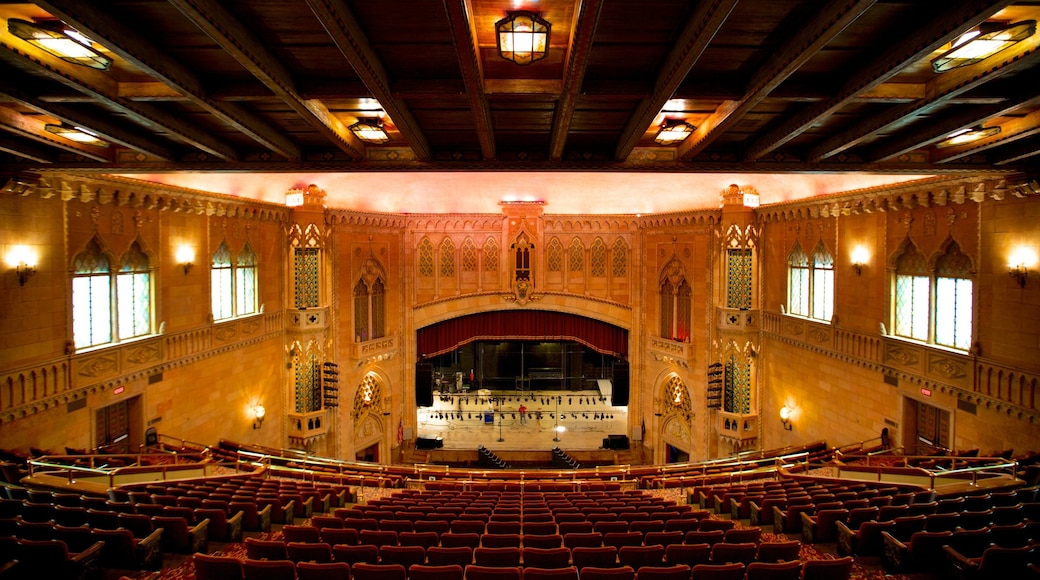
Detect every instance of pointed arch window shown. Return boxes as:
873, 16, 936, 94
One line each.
354, 259, 386, 342
590, 238, 607, 277
72, 238, 113, 348
212, 242, 234, 320
236, 243, 258, 316
440, 238, 456, 277
659, 259, 691, 342
511, 233, 533, 281
569, 238, 584, 272
894, 242, 930, 341
461, 238, 478, 272
418, 238, 435, 277
483, 237, 499, 272
785, 242, 833, 322
72, 237, 154, 349
117, 241, 152, 339
612, 238, 628, 277
787, 244, 810, 317
811, 242, 834, 321
212, 241, 258, 321
935, 242, 973, 350
547, 238, 564, 272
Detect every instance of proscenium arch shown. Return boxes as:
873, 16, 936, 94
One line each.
416, 310, 629, 360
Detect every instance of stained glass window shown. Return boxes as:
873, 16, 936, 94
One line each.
724, 355, 751, 414
590, 238, 607, 277
294, 247, 320, 308
295, 352, 321, 413
418, 238, 434, 277
569, 238, 584, 272
117, 241, 151, 340
787, 244, 809, 316
212, 242, 234, 320
935, 242, 973, 350
484, 238, 499, 272
547, 238, 563, 272
811, 242, 834, 322
72, 238, 112, 348
895, 243, 929, 341
236, 243, 258, 316
612, 238, 627, 277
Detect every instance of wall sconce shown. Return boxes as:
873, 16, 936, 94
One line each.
5, 245, 38, 286
654, 120, 696, 145
349, 118, 391, 144
1009, 264, 1028, 288
251, 404, 266, 429
175, 245, 194, 275
851, 246, 870, 276
932, 20, 1036, 73
7, 18, 111, 70
496, 11, 551, 66
779, 405, 794, 431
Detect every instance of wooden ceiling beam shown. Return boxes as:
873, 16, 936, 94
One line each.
305, 0, 431, 161
0, 22, 227, 161
0, 131, 55, 163
549, 0, 603, 160
612, 0, 738, 161
744, 0, 1016, 161
678, 0, 876, 162
168, 0, 360, 160
0, 104, 110, 162
443, 0, 494, 160
810, 31, 1040, 162
993, 134, 1040, 165
934, 108, 1040, 164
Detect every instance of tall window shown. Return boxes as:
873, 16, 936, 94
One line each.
117, 241, 152, 339
353, 258, 386, 342
894, 242, 930, 341
659, 258, 691, 342
893, 239, 974, 351
73, 238, 113, 348
72, 236, 153, 349
786, 242, 833, 322
212, 241, 258, 321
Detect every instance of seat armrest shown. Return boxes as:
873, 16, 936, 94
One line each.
330, 489, 347, 508
189, 518, 210, 555
317, 492, 331, 514
301, 496, 314, 518
748, 501, 762, 526
227, 510, 244, 542
282, 499, 297, 526
70, 540, 105, 564
942, 545, 980, 577
729, 498, 741, 520
771, 506, 786, 535
257, 503, 272, 533
835, 521, 855, 557
800, 511, 818, 545
138, 529, 164, 571
881, 530, 909, 572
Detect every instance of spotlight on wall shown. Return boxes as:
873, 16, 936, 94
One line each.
175, 245, 194, 275
851, 246, 870, 276
5, 245, 38, 286
779, 405, 794, 431
251, 404, 266, 429
1008, 247, 1036, 288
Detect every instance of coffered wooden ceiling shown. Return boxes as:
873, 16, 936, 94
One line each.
0, 0, 1038, 176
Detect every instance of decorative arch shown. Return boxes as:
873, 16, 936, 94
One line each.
659, 256, 691, 342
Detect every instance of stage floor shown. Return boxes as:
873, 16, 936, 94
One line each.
416, 389, 629, 451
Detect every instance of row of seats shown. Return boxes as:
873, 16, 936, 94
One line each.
194, 557, 854, 580
240, 537, 807, 570
882, 520, 1040, 574
320, 516, 735, 539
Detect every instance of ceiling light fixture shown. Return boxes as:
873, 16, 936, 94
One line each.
936, 125, 1000, 148
44, 124, 109, 147
654, 120, 695, 145
7, 18, 111, 70
349, 118, 390, 144
496, 11, 551, 66
932, 20, 1036, 73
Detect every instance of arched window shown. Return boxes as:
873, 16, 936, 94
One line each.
569, 238, 584, 272
547, 238, 564, 272
461, 238, 478, 272
72, 236, 154, 349
787, 243, 809, 316
72, 237, 113, 348
354, 257, 387, 342
612, 238, 627, 277
811, 242, 834, 321
935, 241, 973, 350
894, 241, 930, 341
117, 241, 152, 340
659, 258, 691, 342
483, 237, 499, 272
236, 243, 258, 316
590, 238, 607, 277
212, 241, 258, 321
418, 238, 434, 277
511, 233, 533, 281
785, 241, 834, 322
440, 238, 456, 277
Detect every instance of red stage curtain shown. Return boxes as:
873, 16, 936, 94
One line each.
417, 311, 628, 359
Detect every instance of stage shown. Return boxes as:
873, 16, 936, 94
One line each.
415, 389, 630, 452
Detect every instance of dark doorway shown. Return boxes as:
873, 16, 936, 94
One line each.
666, 444, 690, 463
356, 442, 379, 463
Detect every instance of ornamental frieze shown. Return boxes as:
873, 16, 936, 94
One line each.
928, 354, 968, 381
885, 344, 921, 368
77, 354, 119, 378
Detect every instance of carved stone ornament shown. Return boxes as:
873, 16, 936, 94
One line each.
503, 279, 541, 306
78, 354, 118, 377
886, 344, 921, 367
807, 326, 830, 344
929, 356, 967, 380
